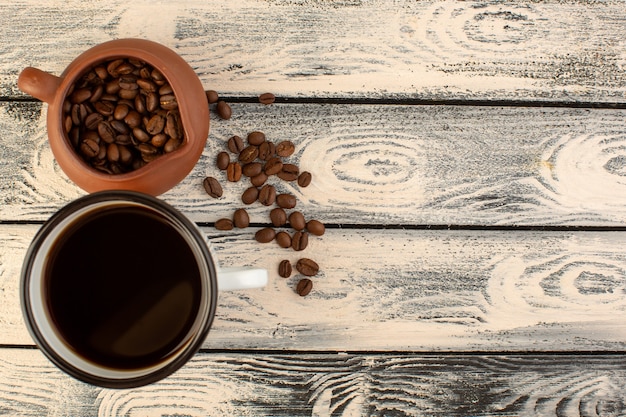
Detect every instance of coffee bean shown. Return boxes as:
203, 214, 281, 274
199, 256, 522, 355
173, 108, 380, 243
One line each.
278, 260, 292, 278
277, 164, 299, 181
164, 138, 181, 153
276, 140, 295, 157
226, 162, 242, 182
146, 113, 165, 135
113, 103, 130, 120
296, 258, 319, 277
206, 90, 219, 104
247, 131, 266, 146
165, 112, 183, 139
259, 93, 276, 105
233, 208, 250, 228
270, 207, 287, 227
276, 193, 297, 209
84, 112, 104, 130
264, 157, 283, 176
291, 231, 308, 251
298, 171, 312, 187
289, 211, 306, 231
258, 141, 275, 161
241, 186, 259, 205
124, 110, 142, 129
151, 133, 168, 148
203, 176, 223, 198
238, 145, 259, 164
296, 278, 313, 296
250, 171, 268, 187
258, 184, 277, 206
160, 94, 178, 110
306, 219, 326, 236
275, 231, 292, 248
242, 162, 263, 177
216, 100, 232, 120
227, 135, 244, 153
216, 152, 230, 170
80, 138, 100, 158
70, 88, 92, 104
133, 127, 150, 143
97, 121, 116, 144
215, 218, 234, 230
106, 143, 120, 162
255, 227, 276, 243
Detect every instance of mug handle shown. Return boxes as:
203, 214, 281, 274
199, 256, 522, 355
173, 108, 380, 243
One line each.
217, 267, 268, 291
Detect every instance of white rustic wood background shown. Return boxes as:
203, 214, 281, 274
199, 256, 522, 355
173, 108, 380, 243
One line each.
1, 1, 625, 416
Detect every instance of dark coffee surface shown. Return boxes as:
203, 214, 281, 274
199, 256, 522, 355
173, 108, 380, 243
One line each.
46, 206, 202, 370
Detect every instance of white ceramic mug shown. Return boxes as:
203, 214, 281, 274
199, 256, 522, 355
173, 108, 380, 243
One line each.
20, 190, 267, 388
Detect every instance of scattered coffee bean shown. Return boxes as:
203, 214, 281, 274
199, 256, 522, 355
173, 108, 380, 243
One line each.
291, 231, 308, 251
258, 141, 275, 160
238, 145, 259, 164
277, 163, 299, 181
255, 227, 276, 243
241, 186, 260, 205
62, 57, 186, 174
242, 162, 263, 177
289, 211, 306, 231
296, 258, 319, 277
264, 157, 283, 176
276, 140, 295, 157
306, 219, 326, 236
275, 231, 292, 248
203, 176, 223, 198
216, 100, 232, 120
296, 278, 313, 296
227, 135, 244, 153
233, 208, 250, 228
276, 193, 297, 209
278, 260, 292, 278
250, 171, 268, 187
226, 162, 242, 182
206, 90, 219, 104
216, 151, 230, 170
259, 92, 276, 105
270, 207, 287, 227
247, 131, 266, 146
259, 184, 277, 206
298, 171, 312, 187
215, 218, 234, 230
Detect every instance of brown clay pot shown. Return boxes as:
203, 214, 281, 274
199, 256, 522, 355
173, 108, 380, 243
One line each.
17, 38, 209, 196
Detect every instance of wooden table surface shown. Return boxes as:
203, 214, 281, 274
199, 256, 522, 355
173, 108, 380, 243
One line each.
1, 1, 625, 416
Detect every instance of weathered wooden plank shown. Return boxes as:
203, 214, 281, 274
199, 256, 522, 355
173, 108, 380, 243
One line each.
1, 349, 624, 417
2, 224, 625, 350
2, 101, 626, 226
2, 0, 625, 102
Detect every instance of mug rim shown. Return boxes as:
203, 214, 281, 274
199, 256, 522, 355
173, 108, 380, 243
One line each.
20, 190, 218, 388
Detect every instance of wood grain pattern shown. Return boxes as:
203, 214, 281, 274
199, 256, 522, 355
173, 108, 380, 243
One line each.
2, 224, 625, 351
2, 1, 625, 102
1, 349, 624, 416
2, 102, 626, 226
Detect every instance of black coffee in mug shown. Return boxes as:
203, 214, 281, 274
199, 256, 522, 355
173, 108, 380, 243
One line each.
45, 205, 203, 370
21, 191, 267, 388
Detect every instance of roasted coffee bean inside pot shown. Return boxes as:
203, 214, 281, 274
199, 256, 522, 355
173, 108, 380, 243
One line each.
62, 58, 185, 174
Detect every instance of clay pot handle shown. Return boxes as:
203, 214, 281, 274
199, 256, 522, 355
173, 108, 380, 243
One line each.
18, 67, 62, 104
